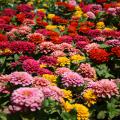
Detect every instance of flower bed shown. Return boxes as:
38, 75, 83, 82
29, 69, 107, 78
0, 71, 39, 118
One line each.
0, 0, 120, 120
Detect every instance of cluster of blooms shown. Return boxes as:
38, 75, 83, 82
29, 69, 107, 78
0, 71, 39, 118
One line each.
0, 0, 120, 119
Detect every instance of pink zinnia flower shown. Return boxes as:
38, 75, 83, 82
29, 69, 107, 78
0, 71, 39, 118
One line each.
9, 72, 33, 86
42, 86, 63, 102
69, 0, 77, 6
105, 39, 120, 46
23, 19, 35, 26
32, 77, 50, 88
77, 63, 96, 80
51, 50, 66, 57
55, 67, 72, 76
10, 87, 44, 112
107, 8, 116, 16
18, 26, 31, 35
93, 37, 105, 42
86, 12, 96, 19
62, 71, 84, 87
84, 43, 100, 52
38, 42, 55, 54
88, 79, 119, 98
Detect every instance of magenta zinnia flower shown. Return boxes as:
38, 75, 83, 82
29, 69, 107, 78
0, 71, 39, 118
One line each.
62, 71, 84, 87
10, 87, 44, 112
10, 41, 35, 54
9, 72, 33, 86
39, 56, 57, 66
22, 59, 40, 74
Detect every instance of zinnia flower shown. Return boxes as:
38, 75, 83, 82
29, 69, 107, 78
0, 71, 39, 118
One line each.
27, 33, 44, 44
70, 54, 86, 64
10, 87, 44, 112
32, 77, 50, 88
9, 72, 33, 86
111, 46, 120, 58
83, 89, 97, 107
62, 71, 84, 87
22, 59, 40, 74
88, 79, 119, 98
88, 48, 109, 63
42, 86, 63, 102
55, 67, 72, 76
77, 63, 96, 80
57, 57, 70, 67
74, 104, 90, 120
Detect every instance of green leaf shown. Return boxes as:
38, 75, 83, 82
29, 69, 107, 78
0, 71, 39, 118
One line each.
14, 54, 20, 61
107, 98, 120, 119
0, 112, 7, 120
97, 111, 106, 119
43, 99, 50, 107
61, 112, 71, 120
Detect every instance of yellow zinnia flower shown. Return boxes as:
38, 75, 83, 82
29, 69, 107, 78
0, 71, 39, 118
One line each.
83, 89, 97, 107
62, 89, 72, 101
74, 104, 90, 120
57, 57, 70, 67
42, 74, 57, 84
96, 22, 105, 29
63, 101, 74, 112
70, 54, 85, 63
73, 11, 83, 18
46, 25, 57, 31
48, 14, 55, 19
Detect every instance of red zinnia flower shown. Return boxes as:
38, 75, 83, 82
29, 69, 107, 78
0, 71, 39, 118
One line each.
89, 48, 109, 63
16, 13, 26, 22
79, 26, 91, 34
0, 34, 8, 42
111, 46, 120, 58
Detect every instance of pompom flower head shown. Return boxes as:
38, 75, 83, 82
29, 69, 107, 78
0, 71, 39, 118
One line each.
74, 104, 90, 120
57, 57, 70, 67
27, 33, 44, 44
55, 67, 71, 76
77, 63, 96, 80
89, 79, 119, 98
9, 72, 33, 86
83, 89, 97, 107
42, 86, 63, 102
32, 77, 50, 88
62, 71, 84, 87
10, 87, 44, 112
22, 59, 40, 74
88, 48, 109, 63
